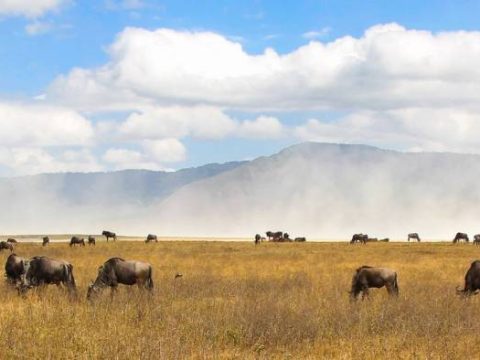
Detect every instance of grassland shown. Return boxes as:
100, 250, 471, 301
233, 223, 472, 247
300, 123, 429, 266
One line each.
0, 239, 480, 359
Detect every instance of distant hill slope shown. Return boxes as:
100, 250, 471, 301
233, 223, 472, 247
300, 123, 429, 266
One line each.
147, 143, 480, 239
3, 142, 480, 239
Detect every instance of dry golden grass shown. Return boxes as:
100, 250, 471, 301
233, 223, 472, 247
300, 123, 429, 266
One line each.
1, 240, 480, 359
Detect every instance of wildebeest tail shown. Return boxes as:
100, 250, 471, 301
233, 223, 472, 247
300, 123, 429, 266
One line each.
146, 266, 153, 290
393, 273, 399, 294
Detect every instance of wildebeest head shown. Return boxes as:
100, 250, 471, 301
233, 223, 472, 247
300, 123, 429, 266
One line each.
87, 265, 108, 300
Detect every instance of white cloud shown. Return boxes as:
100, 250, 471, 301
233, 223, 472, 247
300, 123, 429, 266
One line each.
142, 138, 186, 163
0, 0, 66, 18
302, 27, 331, 40
119, 106, 237, 140
25, 21, 52, 36
0, 102, 94, 147
0, 147, 102, 176
238, 116, 285, 139
105, 0, 145, 10
49, 24, 480, 113
294, 108, 480, 153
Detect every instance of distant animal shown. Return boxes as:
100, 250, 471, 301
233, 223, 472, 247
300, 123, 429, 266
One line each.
366, 238, 378, 242
69, 236, 85, 247
175, 273, 183, 279
145, 234, 158, 243
280, 233, 292, 242
88, 236, 96, 246
350, 266, 399, 300
19, 256, 76, 294
456, 260, 480, 296
42, 236, 49, 246
87, 257, 153, 300
350, 233, 368, 244
294, 237, 306, 242
379, 238, 390, 242
7, 238, 17, 244
408, 233, 421, 242
474, 234, 480, 245
0, 241, 14, 252
102, 231, 117, 242
266, 231, 283, 241
453, 232, 469, 243
254, 234, 261, 245
5, 253, 28, 285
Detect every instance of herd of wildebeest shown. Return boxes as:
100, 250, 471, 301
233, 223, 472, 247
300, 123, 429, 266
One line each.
2, 230, 480, 301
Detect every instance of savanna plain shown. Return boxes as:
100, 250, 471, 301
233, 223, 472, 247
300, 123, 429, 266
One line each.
1, 239, 480, 359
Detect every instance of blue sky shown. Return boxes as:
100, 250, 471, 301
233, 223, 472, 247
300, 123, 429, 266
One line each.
2, 0, 480, 175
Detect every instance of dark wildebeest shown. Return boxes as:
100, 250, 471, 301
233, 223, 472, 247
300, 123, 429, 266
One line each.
86, 257, 153, 300
5, 254, 28, 285
145, 234, 158, 243
88, 236, 96, 246
102, 230, 117, 242
456, 260, 480, 297
70, 236, 85, 247
453, 232, 469, 243
20, 256, 76, 295
350, 266, 399, 300
474, 235, 480, 245
7, 238, 17, 244
281, 233, 292, 242
42, 236, 49, 246
408, 233, 421, 242
266, 231, 283, 241
294, 237, 306, 242
379, 238, 390, 242
365, 237, 378, 243
0, 241, 14, 252
254, 234, 261, 245
350, 233, 368, 244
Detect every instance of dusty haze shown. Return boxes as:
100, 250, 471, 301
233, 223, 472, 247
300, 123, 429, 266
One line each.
1, 142, 479, 240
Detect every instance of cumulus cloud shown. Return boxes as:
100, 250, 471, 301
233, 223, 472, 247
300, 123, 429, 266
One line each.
0, 0, 66, 18
0, 102, 94, 147
142, 138, 186, 163
0, 147, 101, 176
238, 116, 285, 139
49, 23, 480, 113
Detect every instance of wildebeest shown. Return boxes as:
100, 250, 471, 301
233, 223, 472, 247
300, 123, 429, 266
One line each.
7, 238, 17, 244
86, 257, 153, 300
254, 234, 261, 245
453, 232, 469, 243
5, 253, 28, 285
365, 237, 378, 243
20, 256, 76, 294
0, 241, 14, 252
456, 260, 480, 296
145, 234, 158, 243
350, 266, 399, 300
102, 230, 117, 242
294, 237, 306, 242
350, 233, 368, 244
266, 231, 283, 241
408, 233, 421, 242
88, 236, 96, 246
69, 236, 85, 247
379, 238, 390, 242
42, 236, 49, 246
474, 235, 480, 245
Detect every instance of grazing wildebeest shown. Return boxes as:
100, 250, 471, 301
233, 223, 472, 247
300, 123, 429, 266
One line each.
254, 234, 261, 245
379, 238, 390, 242
294, 237, 306, 242
0, 241, 14, 252
350, 233, 368, 244
408, 233, 421, 242
86, 257, 153, 300
88, 236, 96, 246
474, 235, 480, 245
456, 260, 480, 297
350, 266, 399, 300
69, 236, 85, 247
366, 237, 378, 243
266, 231, 283, 241
145, 234, 158, 243
453, 232, 469, 243
102, 230, 117, 242
5, 254, 28, 285
281, 233, 292, 242
20, 256, 76, 294
42, 236, 49, 246
7, 238, 17, 244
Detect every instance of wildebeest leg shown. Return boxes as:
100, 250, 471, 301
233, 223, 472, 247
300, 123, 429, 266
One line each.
361, 287, 369, 300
